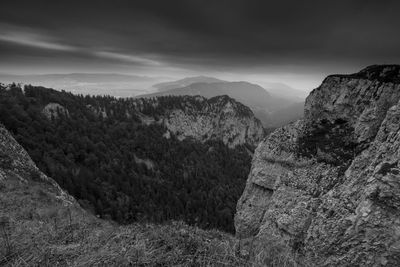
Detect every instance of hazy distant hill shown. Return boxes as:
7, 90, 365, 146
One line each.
140, 79, 305, 127
262, 82, 308, 101
0, 73, 155, 83
0, 73, 165, 97
266, 101, 304, 126
153, 76, 225, 91
143, 81, 284, 108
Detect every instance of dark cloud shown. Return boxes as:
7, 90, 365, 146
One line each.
0, 0, 399, 88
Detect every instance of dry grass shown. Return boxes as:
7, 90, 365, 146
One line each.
0, 170, 253, 266
252, 238, 302, 267
0, 169, 306, 267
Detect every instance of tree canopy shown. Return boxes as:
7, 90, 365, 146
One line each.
0, 84, 252, 233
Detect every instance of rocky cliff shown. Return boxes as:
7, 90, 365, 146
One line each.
235, 65, 400, 266
42, 102, 70, 120
0, 124, 74, 205
134, 95, 265, 148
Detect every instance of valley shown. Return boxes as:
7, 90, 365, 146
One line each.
0, 84, 262, 233
1, 0, 399, 265
1, 65, 400, 266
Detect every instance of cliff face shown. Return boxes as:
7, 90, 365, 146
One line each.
42, 102, 70, 120
0, 124, 75, 205
135, 95, 265, 148
235, 65, 400, 266
0, 122, 86, 264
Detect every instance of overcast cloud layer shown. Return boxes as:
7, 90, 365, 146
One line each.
1, 0, 400, 90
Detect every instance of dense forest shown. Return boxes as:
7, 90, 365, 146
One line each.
0, 83, 252, 232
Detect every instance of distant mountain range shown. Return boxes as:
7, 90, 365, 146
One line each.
0, 73, 155, 82
0, 73, 165, 97
153, 76, 225, 92
140, 76, 306, 127
261, 82, 307, 101
0, 73, 306, 127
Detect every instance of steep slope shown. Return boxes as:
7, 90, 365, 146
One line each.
134, 95, 265, 148
139, 81, 302, 127
235, 65, 400, 266
0, 123, 248, 266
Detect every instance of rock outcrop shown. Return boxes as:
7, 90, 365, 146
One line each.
134, 95, 265, 148
0, 123, 75, 205
42, 102, 69, 120
235, 65, 400, 266
86, 104, 108, 118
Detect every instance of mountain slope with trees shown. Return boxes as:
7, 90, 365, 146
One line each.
0, 121, 251, 266
0, 83, 256, 233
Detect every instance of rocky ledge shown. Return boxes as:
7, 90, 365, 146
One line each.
42, 103, 69, 120
235, 65, 400, 266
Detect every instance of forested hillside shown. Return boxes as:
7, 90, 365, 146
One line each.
0, 83, 252, 232
0, 121, 248, 266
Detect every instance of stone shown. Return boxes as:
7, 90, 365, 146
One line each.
235, 65, 400, 266
134, 95, 265, 148
0, 123, 76, 206
42, 103, 69, 120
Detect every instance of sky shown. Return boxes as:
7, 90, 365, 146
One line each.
1, 0, 400, 91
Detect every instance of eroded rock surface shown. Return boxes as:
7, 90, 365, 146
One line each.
0, 123, 75, 205
42, 102, 69, 120
134, 95, 265, 148
235, 65, 400, 266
